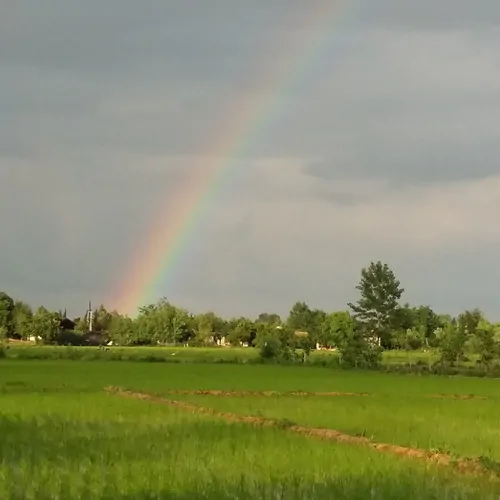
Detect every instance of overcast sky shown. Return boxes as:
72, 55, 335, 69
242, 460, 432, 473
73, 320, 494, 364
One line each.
2, 0, 500, 319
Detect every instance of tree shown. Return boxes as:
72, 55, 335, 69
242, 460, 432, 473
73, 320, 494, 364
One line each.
136, 298, 193, 345
74, 316, 88, 333
287, 302, 325, 345
436, 320, 468, 367
26, 307, 60, 344
395, 326, 426, 364
254, 324, 298, 362
319, 311, 354, 348
193, 311, 225, 345
0, 292, 14, 338
93, 304, 113, 332
348, 261, 404, 347
257, 313, 281, 325
414, 305, 441, 345
457, 308, 483, 337
287, 302, 313, 332
107, 314, 137, 345
473, 319, 498, 367
12, 300, 33, 339
337, 322, 383, 369
227, 318, 256, 346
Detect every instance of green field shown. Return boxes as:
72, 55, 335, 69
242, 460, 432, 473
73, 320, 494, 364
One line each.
4, 344, 444, 366
1, 361, 499, 499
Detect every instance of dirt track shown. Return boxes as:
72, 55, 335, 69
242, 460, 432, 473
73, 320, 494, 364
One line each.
429, 394, 488, 400
154, 389, 369, 397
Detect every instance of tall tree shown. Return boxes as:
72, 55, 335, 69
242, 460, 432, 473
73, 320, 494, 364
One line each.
227, 317, 257, 346
93, 304, 113, 331
27, 307, 60, 343
457, 308, 483, 337
0, 292, 14, 338
348, 261, 404, 347
12, 300, 33, 339
319, 311, 354, 348
436, 320, 468, 366
257, 313, 281, 325
286, 302, 326, 339
287, 301, 313, 332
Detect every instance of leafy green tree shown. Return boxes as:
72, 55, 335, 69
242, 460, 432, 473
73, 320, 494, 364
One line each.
287, 302, 325, 345
348, 261, 404, 348
287, 302, 313, 331
254, 325, 298, 362
469, 319, 499, 367
136, 299, 192, 345
457, 308, 483, 337
394, 326, 426, 364
74, 316, 88, 333
26, 307, 60, 344
318, 311, 354, 348
227, 317, 256, 346
107, 315, 137, 345
0, 292, 14, 338
254, 329, 282, 360
192, 311, 225, 345
257, 313, 281, 325
93, 304, 113, 332
414, 305, 441, 344
337, 322, 383, 369
436, 320, 468, 366
12, 300, 33, 339
394, 303, 417, 332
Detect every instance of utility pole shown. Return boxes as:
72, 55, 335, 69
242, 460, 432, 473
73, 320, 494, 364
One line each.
87, 301, 93, 332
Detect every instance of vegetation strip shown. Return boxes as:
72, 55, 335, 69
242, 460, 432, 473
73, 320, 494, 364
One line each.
105, 386, 498, 480
158, 389, 369, 397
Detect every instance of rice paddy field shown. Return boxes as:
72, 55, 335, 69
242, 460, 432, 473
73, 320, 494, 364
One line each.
1, 360, 500, 499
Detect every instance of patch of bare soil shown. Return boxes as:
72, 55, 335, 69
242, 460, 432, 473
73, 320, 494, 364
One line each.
429, 394, 488, 400
156, 389, 368, 397
104, 386, 498, 480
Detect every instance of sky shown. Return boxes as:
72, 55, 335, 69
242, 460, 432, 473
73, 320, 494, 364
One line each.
2, 0, 500, 319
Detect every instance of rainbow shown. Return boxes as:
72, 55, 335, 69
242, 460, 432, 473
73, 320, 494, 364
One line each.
111, 1, 364, 315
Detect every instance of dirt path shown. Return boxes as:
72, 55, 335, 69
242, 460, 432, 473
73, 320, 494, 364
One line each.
154, 389, 369, 397
104, 386, 498, 480
428, 394, 488, 400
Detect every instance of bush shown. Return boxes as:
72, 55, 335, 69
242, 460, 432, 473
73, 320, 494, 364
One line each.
337, 326, 382, 369
257, 335, 282, 360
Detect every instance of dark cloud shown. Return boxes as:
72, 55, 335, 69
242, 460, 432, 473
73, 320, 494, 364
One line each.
2, 1, 500, 317
366, 0, 500, 30
303, 134, 500, 189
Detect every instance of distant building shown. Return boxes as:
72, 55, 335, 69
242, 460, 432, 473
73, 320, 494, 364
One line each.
59, 317, 75, 331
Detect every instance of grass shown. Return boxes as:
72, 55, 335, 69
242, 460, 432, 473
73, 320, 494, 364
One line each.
4, 343, 446, 366
3, 360, 500, 395
169, 394, 500, 460
1, 361, 499, 498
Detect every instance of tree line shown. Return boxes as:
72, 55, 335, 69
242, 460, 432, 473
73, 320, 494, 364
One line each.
1, 261, 500, 369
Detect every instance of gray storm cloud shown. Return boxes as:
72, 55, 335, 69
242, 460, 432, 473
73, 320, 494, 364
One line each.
1, 0, 500, 318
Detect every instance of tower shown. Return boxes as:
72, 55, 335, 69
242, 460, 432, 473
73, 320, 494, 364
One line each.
87, 301, 94, 332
